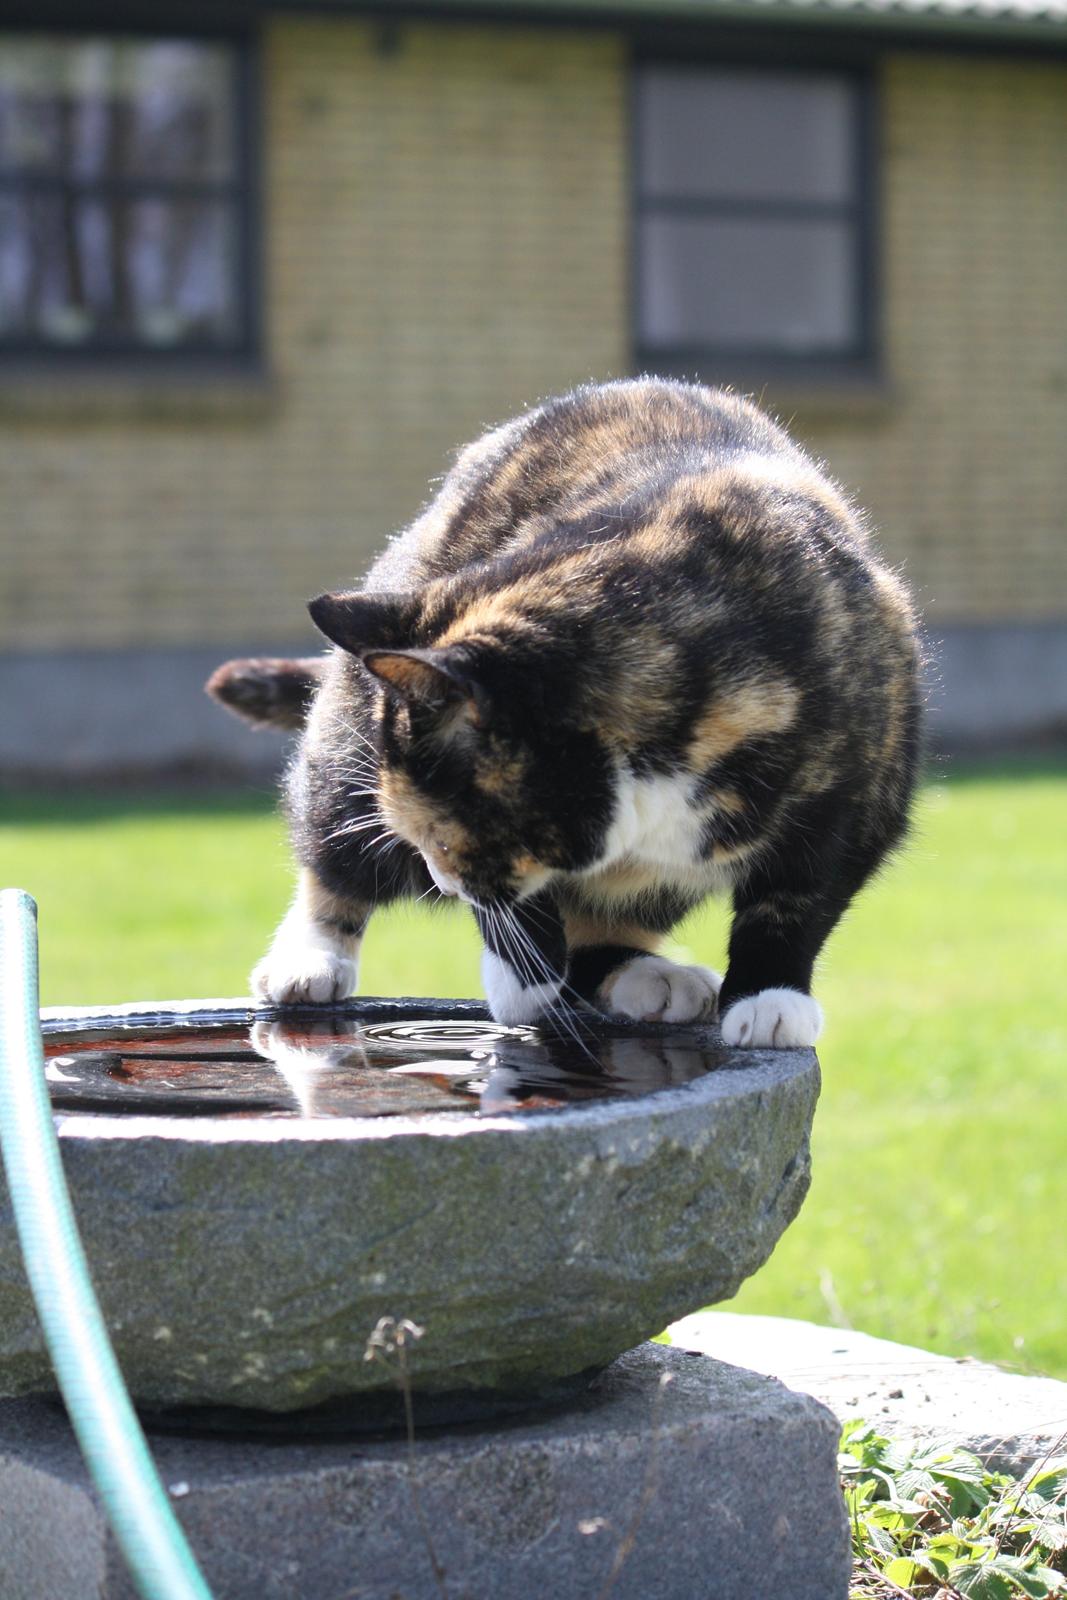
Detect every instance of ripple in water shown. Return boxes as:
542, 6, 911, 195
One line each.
363, 1020, 540, 1051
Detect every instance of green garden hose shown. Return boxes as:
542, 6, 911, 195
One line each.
0, 888, 213, 1600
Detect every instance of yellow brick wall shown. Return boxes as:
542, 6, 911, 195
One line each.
0, 19, 628, 651
791, 53, 1067, 623
1, 28, 1064, 652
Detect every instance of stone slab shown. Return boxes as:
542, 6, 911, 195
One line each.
2, 1000, 820, 1411
670, 1312, 1067, 1475
0, 1343, 850, 1600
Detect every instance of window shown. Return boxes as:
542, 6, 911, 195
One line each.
0, 33, 255, 361
634, 63, 874, 380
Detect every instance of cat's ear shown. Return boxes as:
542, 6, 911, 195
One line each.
307, 590, 416, 654
363, 647, 489, 722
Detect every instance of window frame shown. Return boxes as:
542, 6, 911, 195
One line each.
0, 21, 261, 370
630, 46, 880, 388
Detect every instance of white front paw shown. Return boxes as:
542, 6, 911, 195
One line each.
720, 987, 822, 1048
481, 951, 561, 1025
599, 956, 722, 1025
252, 948, 358, 1005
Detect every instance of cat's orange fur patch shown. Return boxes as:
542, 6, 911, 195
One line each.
364, 652, 445, 703
711, 786, 746, 816
299, 868, 371, 927
687, 676, 800, 770
563, 912, 661, 952
474, 749, 529, 798
379, 768, 472, 863
575, 856, 662, 904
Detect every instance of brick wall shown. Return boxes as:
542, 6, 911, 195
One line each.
792, 53, 1067, 623
1, 25, 1064, 655
0, 20, 628, 652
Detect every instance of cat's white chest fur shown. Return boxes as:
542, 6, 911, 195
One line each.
581, 767, 742, 901
600, 770, 707, 873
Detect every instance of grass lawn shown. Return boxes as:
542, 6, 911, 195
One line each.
2, 760, 1065, 1378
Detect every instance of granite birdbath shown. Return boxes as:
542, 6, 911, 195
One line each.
0, 997, 820, 1430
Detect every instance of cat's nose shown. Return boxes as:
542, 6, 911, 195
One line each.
424, 857, 459, 896
422, 850, 471, 901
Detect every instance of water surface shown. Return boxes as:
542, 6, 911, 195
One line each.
43, 1014, 730, 1119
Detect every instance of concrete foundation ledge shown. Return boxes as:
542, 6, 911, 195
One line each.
670, 1312, 1067, 1476
3, 619, 1067, 780
0, 1343, 850, 1600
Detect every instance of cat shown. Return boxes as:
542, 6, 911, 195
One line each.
208, 377, 921, 1049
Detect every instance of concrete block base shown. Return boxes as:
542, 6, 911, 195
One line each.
0, 1344, 850, 1600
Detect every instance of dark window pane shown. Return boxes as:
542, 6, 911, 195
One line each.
0, 194, 94, 341
0, 37, 235, 181
638, 68, 855, 205
122, 43, 236, 182
0, 193, 239, 346
127, 198, 238, 343
639, 215, 856, 353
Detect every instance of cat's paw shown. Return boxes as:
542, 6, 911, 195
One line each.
720, 987, 822, 1048
482, 951, 562, 1025
599, 956, 722, 1025
252, 948, 358, 1005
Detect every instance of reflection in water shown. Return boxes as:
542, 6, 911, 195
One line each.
42, 1014, 732, 1121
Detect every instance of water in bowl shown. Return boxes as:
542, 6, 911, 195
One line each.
42, 1012, 732, 1120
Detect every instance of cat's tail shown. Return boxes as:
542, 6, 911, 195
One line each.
205, 656, 324, 731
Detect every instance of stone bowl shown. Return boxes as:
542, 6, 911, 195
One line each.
0, 998, 819, 1424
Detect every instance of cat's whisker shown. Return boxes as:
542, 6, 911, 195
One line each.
513, 949, 601, 1063
486, 910, 576, 1040
322, 811, 380, 836
321, 814, 389, 845
339, 719, 380, 754
339, 776, 380, 799
495, 905, 600, 1066
510, 896, 563, 938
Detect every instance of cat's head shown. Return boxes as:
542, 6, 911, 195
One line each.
309, 587, 619, 906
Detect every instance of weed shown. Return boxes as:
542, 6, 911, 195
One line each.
842, 1419, 1067, 1598
363, 1316, 449, 1600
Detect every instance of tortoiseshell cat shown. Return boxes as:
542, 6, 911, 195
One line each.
209, 379, 921, 1048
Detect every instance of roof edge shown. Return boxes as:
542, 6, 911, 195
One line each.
307, 0, 1067, 44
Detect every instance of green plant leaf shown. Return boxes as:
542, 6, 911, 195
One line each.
866, 1503, 919, 1532
912, 1543, 952, 1577
993, 1505, 1067, 1553
897, 1467, 940, 1501
951, 1552, 1065, 1599
949, 1564, 1013, 1600
840, 1423, 1067, 1597
883, 1556, 928, 1587
861, 1520, 899, 1558
925, 1531, 978, 1558
1027, 1461, 1067, 1502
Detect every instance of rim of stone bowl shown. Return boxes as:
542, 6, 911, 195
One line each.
39, 996, 819, 1144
